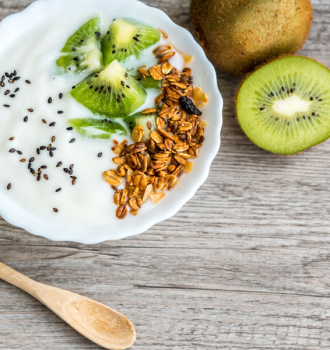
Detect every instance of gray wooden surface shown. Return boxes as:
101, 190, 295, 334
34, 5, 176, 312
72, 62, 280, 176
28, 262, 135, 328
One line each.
1, 0, 330, 349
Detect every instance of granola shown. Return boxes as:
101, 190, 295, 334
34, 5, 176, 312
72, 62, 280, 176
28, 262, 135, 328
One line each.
103, 45, 207, 219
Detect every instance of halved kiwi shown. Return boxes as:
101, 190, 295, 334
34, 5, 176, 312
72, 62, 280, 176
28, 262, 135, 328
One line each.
236, 56, 330, 155
101, 19, 161, 65
124, 112, 157, 142
57, 17, 102, 74
69, 118, 127, 139
70, 60, 147, 117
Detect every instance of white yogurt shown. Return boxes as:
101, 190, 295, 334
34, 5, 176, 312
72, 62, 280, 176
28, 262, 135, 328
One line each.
0, 12, 185, 225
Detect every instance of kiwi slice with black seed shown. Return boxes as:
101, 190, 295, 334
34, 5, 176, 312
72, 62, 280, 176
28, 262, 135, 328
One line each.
236, 56, 330, 155
124, 112, 157, 142
68, 118, 127, 139
101, 19, 161, 65
57, 17, 102, 74
71, 60, 147, 117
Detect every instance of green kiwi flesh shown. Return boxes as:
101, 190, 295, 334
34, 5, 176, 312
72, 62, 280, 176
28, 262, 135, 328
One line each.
70, 60, 147, 117
124, 112, 157, 142
190, 0, 313, 75
101, 19, 161, 65
68, 118, 127, 140
135, 75, 163, 90
236, 56, 330, 155
57, 17, 102, 74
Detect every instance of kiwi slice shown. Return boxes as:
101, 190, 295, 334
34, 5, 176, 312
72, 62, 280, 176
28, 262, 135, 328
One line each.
70, 60, 147, 117
57, 17, 102, 74
101, 19, 161, 65
124, 112, 157, 142
68, 118, 127, 139
135, 75, 163, 90
236, 56, 330, 155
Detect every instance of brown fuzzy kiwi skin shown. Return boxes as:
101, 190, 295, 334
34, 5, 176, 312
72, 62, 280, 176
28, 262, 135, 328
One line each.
235, 55, 330, 155
190, 0, 313, 76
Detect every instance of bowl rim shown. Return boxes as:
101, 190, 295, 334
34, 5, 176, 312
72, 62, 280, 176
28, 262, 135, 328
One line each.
0, 0, 223, 244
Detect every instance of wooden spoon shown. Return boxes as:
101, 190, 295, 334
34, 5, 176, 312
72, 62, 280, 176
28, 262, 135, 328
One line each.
0, 261, 136, 350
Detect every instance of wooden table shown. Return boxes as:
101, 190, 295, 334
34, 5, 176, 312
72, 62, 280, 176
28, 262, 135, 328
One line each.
1, 0, 330, 349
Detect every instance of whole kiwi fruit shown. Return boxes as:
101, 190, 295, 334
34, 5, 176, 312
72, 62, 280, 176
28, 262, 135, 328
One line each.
190, 0, 313, 76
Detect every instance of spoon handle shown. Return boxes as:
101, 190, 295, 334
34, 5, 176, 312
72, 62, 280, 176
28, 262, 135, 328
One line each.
0, 261, 41, 298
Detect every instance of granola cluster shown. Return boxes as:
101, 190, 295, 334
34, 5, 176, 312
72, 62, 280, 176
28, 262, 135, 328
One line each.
103, 45, 207, 219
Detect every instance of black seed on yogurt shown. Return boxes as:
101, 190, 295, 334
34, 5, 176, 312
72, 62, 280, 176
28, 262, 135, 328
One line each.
29, 157, 35, 163
48, 97, 52, 104
4, 105, 10, 108
4, 90, 9, 95
53, 208, 58, 213
37, 148, 40, 154
69, 138, 75, 143
66, 127, 73, 131
55, 188, 61, 193
9, 148, 15, 153
40, 146, 46, 150
28, 108, 33, 112
23, 116, 28, 122
58, 111, 64, 114
16, 150, 22, 155
59, 93, 63, 99
28, 163, 31, 169
98, 153, 103, 158
15, 88, 19, 93
41, 165, 47, 169
49, 150, 54, 157
25, 80, 31, 84
56, 162, 62, 167
30, 168, 35, 174
7, 183, 11, 190
49, 122, 56, 127
63, 168, 69, 173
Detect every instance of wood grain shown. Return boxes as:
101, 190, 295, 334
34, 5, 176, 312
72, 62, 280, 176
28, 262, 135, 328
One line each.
1, 0, 330, 349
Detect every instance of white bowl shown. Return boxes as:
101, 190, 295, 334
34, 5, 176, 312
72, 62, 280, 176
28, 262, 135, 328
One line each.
0, 0, 223, 244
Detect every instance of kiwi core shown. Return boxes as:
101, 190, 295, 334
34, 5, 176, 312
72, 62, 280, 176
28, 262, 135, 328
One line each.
100, 59, 125, 83
112, 19, 137, 44
272, 95, 312, 117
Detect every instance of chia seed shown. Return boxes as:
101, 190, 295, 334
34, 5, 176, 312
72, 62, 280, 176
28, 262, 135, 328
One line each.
7, 183, 11, 190
59, 93, 63, 99
69, 138, 75, 143
98, 152, 103, 158
66, 127, 73, 130
53, 208, 58, 213
25, 80, 31, 84
58, 111, 63, 114
9, 149, 15, 153
23, 116, 28, 122
49, 122, 56, 127
55, 188, 61, 193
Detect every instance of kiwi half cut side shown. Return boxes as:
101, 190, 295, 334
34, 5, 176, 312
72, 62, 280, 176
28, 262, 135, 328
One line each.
102, 19, 161, 65
70, 60, 147, 117
236, 56, 330, 155
57, 17, 102, 74
68, 118, 127, 140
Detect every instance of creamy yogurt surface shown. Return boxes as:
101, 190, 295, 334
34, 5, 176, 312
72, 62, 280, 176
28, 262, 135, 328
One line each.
0, 9, 186, 226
